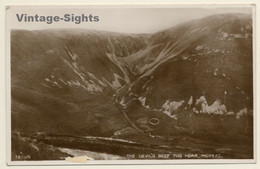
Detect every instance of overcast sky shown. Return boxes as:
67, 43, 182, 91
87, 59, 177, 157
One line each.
6, 5, 253, 34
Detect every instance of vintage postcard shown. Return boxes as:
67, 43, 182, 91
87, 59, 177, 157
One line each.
6, 4, 255, 165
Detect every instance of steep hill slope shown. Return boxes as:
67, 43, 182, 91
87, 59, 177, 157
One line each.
119, 13, 252, 113
11, 29, 146, 136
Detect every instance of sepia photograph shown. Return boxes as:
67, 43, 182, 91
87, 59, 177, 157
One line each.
6, 5, 255, 164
